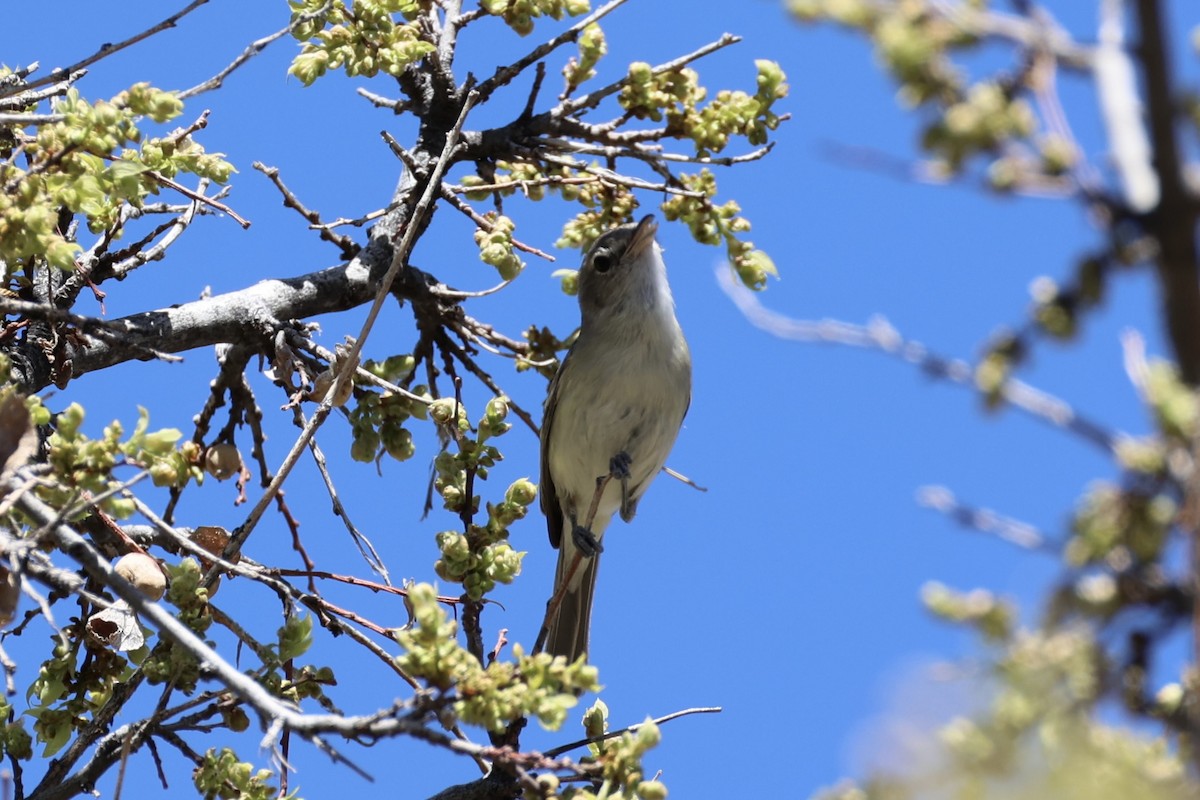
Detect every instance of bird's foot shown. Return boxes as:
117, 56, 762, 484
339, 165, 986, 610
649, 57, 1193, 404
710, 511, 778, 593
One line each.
571, 523, 604, 557
609, 451, 634, 517
609, 451, 632, 480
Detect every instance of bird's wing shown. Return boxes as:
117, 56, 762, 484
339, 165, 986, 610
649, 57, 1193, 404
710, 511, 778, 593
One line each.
540, 349, 571, 550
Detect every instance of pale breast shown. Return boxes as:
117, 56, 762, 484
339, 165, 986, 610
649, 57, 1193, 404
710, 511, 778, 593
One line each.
547, 315, 690, 519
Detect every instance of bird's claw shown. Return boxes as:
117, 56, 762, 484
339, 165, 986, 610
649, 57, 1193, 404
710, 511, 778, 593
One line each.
609, 451, 632, 480
571, 523, 603, 557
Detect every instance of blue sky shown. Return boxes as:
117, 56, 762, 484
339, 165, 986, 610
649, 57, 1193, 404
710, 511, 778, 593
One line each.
3, 1, 1197, 797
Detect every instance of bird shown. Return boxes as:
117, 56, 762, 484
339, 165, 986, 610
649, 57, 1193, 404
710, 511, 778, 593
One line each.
539, 214, 692, 662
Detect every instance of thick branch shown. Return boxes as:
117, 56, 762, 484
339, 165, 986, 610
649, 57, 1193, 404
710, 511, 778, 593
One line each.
63, 262, 373, 383
1134, 0, 1200, 384
4, 204, 443, 392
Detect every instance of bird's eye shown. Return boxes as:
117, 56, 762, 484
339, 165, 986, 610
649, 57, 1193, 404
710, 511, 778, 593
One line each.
592, 250, 613, 273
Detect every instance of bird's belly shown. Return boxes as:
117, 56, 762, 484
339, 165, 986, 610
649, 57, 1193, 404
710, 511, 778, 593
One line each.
548, 374, 684, 516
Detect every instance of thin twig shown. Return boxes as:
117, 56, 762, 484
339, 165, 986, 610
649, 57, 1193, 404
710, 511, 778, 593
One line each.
228, 89, 479, 558
0, 0, 211, 99
302, 415, 392, 584
177, 3, 335, 100
439, 189, 556, 261
356, 87, 410, 113
289, 334, 430, 405
544, 706, 721, 758
253, 162, 360, 259
149, 172, 250, 228
474, 0, 632, 103
312, 205, 394, 231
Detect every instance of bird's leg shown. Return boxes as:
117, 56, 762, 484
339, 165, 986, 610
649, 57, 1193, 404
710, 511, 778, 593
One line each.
570, 452, 633, 557
610, 451, 632, 517
570, 513, 604, 557
571, 478, 609, 557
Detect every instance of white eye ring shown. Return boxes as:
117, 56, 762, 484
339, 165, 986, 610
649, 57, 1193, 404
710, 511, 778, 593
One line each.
592, 250, 614, 273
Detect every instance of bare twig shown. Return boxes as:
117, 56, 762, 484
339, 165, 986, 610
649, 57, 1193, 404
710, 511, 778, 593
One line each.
474, 0, 632, 103
0, 0, 211, 100
254, 162, 361, 260
123, 497, 423, 690
543, 139, 775, 168
356, 86, 410, 113
302, 417, 392, 584
111, 198, 201, 275
177, 3, 335, 100
149, 172, 250, 228
312, 203, 397, 231
662, 466, 707, 493
228, 89, 480, 556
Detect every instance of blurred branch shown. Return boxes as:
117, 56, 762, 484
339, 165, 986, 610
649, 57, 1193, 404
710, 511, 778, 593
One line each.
716, 266, 1119, 453
1096, 0, 1158, 213
930, 0, 1093, 69
918, 485, 1053, 551
1132, 0, 1200, 385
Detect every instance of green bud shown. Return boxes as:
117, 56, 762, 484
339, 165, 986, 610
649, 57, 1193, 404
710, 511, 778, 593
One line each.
553, 268, 579, 296
506, 477, 537, 506
485, 396, 508, 424
350, 430, 380, 462
1156, 683, 1184, 715
638, 780, 668, 800
382, 426, 415, 461
429, 397, 461, 425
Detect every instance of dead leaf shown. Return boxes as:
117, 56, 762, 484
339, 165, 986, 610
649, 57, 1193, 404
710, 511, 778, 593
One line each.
86, 601, 145, 651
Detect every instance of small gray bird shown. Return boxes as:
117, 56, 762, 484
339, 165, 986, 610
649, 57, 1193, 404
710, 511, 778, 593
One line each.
540, 214, 692, 662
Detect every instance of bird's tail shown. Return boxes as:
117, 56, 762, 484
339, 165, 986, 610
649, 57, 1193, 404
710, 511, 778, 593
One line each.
545, 534, 600, 663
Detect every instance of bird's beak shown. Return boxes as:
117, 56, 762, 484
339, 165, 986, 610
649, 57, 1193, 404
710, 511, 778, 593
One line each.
625, 214, 658, 261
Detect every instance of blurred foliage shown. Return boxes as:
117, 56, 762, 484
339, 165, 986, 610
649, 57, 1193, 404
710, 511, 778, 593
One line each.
812, 619, 1194, 800
790, 1, 1200, 798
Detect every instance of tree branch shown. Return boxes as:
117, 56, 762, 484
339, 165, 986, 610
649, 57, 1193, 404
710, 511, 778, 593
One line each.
3, 211, 449, 393
1133, 0, 1200, 385
716, 266, 1119, 454
0, 0, 211, 100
